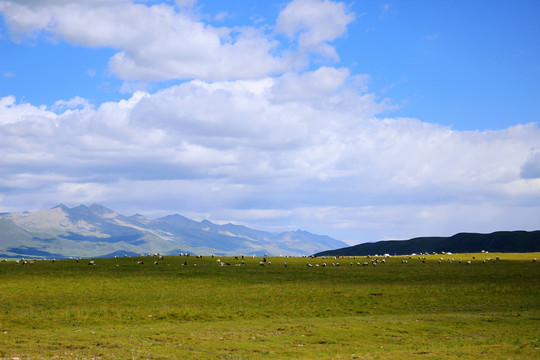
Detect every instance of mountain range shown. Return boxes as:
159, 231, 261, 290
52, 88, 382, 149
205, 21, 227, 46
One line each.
0, 204, 348, 258
314, 230, 540, 257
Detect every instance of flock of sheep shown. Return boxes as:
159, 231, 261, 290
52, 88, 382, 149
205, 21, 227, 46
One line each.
2, 253, 538, 267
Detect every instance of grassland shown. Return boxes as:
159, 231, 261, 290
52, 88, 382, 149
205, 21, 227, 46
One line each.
0, 252, 539, 359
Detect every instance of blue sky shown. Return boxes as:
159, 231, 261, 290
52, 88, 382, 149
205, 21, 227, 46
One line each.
1, 0, 539, 244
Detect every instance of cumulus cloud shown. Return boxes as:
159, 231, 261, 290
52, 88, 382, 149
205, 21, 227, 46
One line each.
0, 0, 354, 82
0, 0, 286, 80
275, 0, 354, 61
1, 69, 539, 240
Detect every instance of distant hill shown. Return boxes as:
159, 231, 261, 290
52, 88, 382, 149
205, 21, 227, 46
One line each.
0, 204, 348, 258
314, 231, 540, 257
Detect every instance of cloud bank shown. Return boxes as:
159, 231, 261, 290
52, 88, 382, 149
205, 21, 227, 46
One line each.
1, 0, 539, 243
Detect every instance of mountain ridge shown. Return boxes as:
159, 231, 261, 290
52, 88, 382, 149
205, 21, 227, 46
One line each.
0, 204, 348, 258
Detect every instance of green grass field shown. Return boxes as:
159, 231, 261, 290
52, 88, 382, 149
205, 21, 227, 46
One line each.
1, 253, 539, 359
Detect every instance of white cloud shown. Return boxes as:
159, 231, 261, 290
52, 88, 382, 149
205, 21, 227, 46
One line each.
0, 0, 288, 81
0, 0, 357, 82
271, 67, 350, 102
275, 0, 354, 61
1, 68, 539, 239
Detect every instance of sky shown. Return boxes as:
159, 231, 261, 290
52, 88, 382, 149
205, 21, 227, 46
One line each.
0, 0, 539, 245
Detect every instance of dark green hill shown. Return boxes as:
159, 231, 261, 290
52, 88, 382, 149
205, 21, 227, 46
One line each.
314, 230, 540, 257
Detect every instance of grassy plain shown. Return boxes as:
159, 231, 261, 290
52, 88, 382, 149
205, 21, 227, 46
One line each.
0, 252, 539, 359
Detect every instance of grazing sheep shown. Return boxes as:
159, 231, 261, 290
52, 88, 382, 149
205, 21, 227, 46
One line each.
533, 258, 537, 262
259, 262, 265, 266
88, 260, 95, 266
137, 261, 144, 265
284, 262, 287, 267
307, 263, 313, 267
466, 260, 472, 265
154, 261, 158, 265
